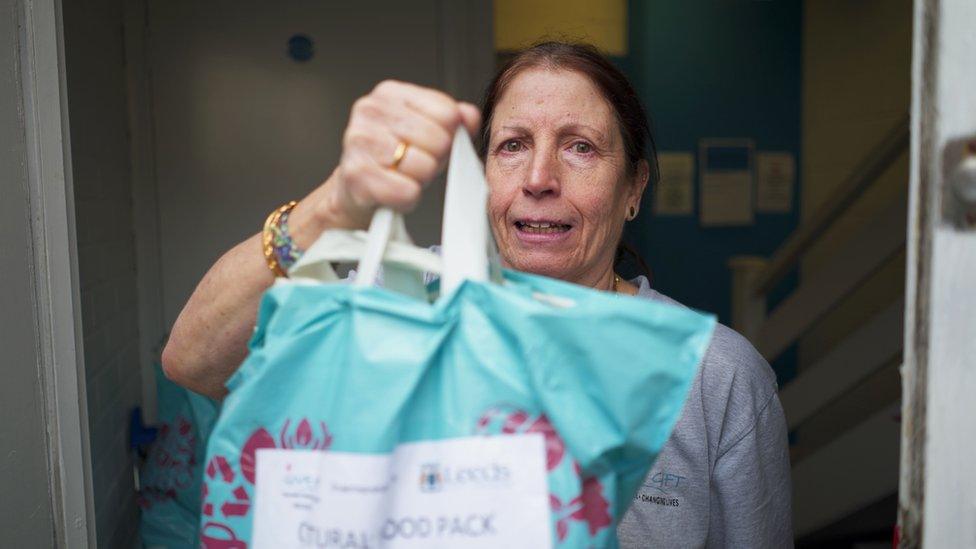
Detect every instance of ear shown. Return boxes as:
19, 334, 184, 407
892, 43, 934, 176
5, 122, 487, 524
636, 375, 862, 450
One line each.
629, 159, 651, 215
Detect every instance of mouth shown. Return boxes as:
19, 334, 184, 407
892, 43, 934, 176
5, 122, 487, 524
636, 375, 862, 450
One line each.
514, 220, 573, 234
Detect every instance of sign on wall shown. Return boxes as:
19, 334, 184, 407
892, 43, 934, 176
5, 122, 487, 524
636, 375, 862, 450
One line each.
699, 139, 754, 226
654, 152, 694, 215
756, 152, 795, 213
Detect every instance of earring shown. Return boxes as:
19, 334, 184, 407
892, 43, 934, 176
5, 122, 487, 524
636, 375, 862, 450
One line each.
628, 206, 637, 220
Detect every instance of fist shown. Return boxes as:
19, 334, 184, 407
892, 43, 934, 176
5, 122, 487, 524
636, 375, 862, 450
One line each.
319, 80, 481, 229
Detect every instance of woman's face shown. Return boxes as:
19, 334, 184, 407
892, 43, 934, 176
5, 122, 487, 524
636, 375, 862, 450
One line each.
485, 68, 646, 287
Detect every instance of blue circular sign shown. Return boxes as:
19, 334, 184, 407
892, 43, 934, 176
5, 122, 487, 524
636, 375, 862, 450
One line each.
287, 34, 314, 62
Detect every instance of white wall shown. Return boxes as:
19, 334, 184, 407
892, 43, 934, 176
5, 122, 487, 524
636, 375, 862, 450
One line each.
140, 0, 494, 330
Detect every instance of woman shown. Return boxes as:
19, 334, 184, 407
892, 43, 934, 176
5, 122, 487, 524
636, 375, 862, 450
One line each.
164, 42, 792, 547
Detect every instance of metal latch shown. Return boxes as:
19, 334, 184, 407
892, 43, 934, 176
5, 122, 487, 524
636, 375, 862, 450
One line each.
947, 139, 976, 229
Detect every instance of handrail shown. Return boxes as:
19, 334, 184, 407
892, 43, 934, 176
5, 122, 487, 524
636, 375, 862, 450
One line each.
751, 114, 910, 296
757, 193, 907, 361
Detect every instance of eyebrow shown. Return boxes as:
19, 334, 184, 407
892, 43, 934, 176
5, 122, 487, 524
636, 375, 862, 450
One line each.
497, 122, 610, 142
563, 122, 605, 136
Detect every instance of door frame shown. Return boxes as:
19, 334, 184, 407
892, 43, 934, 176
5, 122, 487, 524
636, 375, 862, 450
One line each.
17, 0, 95, 545
898, 0, 976, 546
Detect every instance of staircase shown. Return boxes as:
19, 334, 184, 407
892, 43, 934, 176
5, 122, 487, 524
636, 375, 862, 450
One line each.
729, 116, 910, 542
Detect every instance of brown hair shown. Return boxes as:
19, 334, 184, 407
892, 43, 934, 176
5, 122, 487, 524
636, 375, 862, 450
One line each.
479, 41, 657, 281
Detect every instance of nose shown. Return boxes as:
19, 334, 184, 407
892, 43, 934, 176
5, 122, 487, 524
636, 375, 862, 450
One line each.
523, 148, 560, 198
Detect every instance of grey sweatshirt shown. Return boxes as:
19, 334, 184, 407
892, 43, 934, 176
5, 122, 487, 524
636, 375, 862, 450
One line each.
617, 277, 793, 548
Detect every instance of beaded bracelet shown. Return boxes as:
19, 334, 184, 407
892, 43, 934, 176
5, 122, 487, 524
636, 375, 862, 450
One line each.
262, 201, 304, 277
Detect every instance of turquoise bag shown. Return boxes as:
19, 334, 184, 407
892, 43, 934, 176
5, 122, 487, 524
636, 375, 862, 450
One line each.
200, 131, 715, 548
140, 362, 219, 548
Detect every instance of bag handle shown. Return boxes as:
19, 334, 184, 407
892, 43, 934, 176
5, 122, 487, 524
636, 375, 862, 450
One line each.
288, 129, 498, 295
438, 127, 493, 294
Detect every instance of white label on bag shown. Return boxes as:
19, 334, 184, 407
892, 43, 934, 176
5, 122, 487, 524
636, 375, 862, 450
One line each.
251, 434, 552, 548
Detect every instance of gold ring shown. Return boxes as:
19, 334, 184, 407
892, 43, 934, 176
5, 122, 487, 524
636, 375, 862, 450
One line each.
391, 141, 409, 170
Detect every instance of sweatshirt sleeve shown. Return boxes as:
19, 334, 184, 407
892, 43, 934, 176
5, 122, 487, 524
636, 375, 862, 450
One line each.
708, 391, 793, 548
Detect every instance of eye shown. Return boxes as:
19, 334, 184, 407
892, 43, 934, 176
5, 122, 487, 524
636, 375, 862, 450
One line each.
571, 141, 592, 154
502, 139, 522, 153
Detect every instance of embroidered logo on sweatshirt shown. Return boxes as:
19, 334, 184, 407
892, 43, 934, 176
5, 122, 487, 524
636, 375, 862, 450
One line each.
647, 470, 686, 495
634, 470, 686, 507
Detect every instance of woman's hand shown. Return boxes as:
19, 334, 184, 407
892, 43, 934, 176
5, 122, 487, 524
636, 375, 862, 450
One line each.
162, 81, 479, 398
304, 80, 482, 233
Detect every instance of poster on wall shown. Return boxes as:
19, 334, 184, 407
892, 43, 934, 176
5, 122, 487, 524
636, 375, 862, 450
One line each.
699, 139, 754, 226
756, 152, 795, 213
654, 152, 694, 215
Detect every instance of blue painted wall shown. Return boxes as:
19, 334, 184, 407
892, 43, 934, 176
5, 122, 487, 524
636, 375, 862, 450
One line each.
618, 0, 803, 380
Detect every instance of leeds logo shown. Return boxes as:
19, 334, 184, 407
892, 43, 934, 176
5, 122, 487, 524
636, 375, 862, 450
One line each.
419, 463, 443, 493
